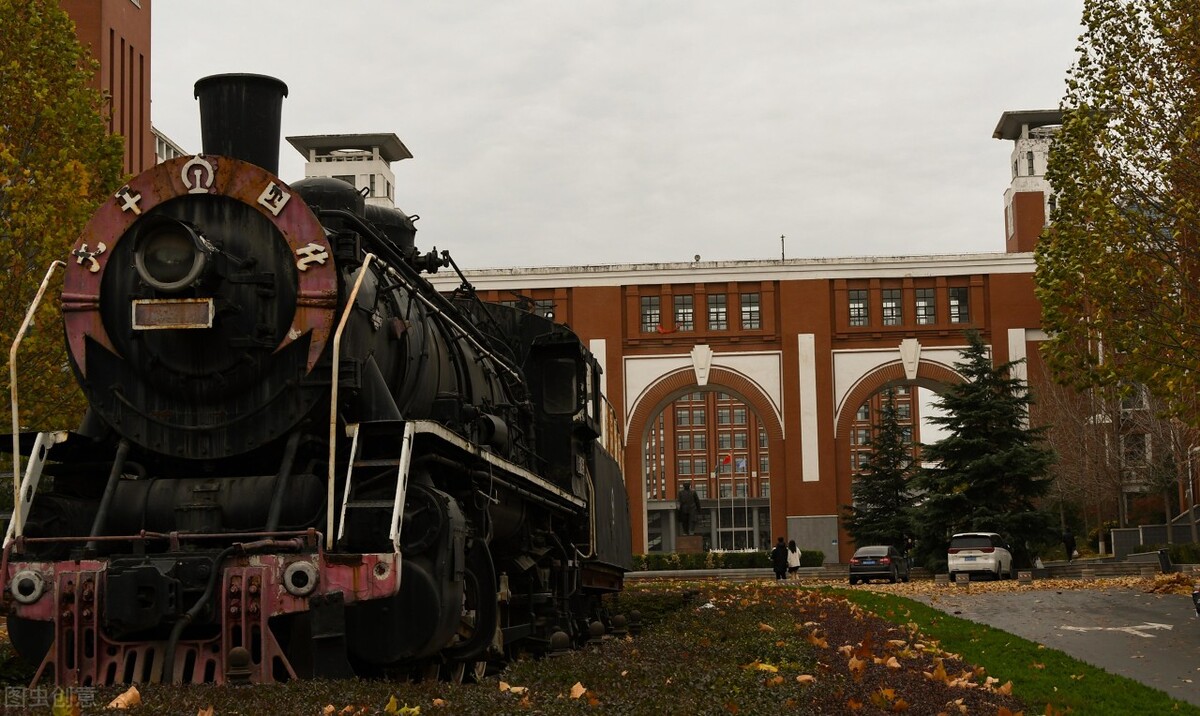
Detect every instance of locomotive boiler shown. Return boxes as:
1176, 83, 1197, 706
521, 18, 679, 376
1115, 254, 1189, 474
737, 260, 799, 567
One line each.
1, 74, 632, 686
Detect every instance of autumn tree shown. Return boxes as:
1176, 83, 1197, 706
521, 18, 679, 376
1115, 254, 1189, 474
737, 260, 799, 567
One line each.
1036, 1, 1200, 425
909, 332, 1058, 569
0, 0, 124, 433
842, 389, 914, 551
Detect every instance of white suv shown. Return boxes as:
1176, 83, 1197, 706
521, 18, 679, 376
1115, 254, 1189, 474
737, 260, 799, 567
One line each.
947, 532, 1013, 581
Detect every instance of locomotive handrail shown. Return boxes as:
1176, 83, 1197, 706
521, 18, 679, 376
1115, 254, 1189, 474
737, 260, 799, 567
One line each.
9, 260, 64, 533
328, 253, 377, 550
389, 421, 417, 553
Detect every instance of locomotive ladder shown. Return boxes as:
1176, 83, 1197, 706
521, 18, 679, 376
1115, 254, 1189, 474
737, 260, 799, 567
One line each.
336, 421, 415, 554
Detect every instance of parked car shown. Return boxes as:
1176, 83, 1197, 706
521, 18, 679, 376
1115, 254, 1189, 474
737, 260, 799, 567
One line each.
848, 545, 910, 584
947, 532, 1013, 581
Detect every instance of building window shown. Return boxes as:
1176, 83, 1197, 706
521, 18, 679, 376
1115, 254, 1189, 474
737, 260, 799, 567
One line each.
674, 295, 694, 331
849, 289, 868, 326
758, 428, 768, 448
675, 408, 690, 427
853, 428, 871, 446
535, 299, 555, 320
734, 481, 748, 497
707, 294, 727, 330
855, 404, 870, 421
717, 407, 731, 426
1027, 150, 1035, 175
694, 457, 707, 475
718, 433, 732, 451
759, 479, 770, 498
740, 292, 761, 330
719, 482, 733, 498
369, 174, 376, 196
677, 434, 691, 452
915, 288, 936, 325
949, 287, 969, 323
897, 403, 911, 420
1121, 384, 1147, 412
734, 455, 748, 475
333, 174, 355, 187
758, 455, 769, 474
733, 408, 746, 425
733, 432, 748, 449
882, 289, 902, 326
692, 408, 706, 426
1122, 433, 1148, 466
677, 459, 691, 475
901, 427, 913, 444
693, 482, 708, 499
640, 296, 661, 332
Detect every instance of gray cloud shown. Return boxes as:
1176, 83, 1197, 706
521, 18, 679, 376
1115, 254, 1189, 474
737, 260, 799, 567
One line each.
152, 1, 1081, 268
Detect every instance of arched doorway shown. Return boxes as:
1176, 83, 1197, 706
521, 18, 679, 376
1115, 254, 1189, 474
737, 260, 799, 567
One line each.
626, 367, 786, 553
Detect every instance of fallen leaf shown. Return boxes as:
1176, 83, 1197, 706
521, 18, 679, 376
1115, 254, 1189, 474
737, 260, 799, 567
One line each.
885, 656, 901, 669
758, 622, 776, 632
431, 699, 446, 708
385, 695, 399, 714
796, 674, 815, 684
323, 707, 335, 716
570, 683, 586, 699
197, 708, 214, 716
106, 686, 141, 710
848, 655, 866, 681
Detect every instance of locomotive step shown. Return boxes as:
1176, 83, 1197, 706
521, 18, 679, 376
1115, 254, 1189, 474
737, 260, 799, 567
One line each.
353, 458, 404, 467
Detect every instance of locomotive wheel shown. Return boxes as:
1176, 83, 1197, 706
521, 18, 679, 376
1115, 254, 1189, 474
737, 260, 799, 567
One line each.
440, 541, 499, 664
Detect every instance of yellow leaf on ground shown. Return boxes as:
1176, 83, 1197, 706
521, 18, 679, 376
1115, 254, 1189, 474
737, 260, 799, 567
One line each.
848, 655, 866, 681
570, 682, 587, 699
885, 656, 901, 669
758, 622, 775, 632
106, 686, 141, 710
385, 695, 399, 714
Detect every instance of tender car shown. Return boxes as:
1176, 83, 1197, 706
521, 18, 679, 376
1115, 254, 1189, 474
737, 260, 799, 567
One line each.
947, 532, 1013, 581
848, 545, 910, 584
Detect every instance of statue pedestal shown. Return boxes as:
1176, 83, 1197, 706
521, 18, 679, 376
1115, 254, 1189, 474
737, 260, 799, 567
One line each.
677, 534, 704, 554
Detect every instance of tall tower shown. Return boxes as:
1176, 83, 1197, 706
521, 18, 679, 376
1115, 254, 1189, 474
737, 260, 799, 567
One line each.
286, 134, 412, 209
62, 0, 154, 175
993, 109, 1062, 253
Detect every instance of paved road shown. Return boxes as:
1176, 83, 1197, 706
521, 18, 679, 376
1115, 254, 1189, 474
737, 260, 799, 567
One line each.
910, 587, 1200, 707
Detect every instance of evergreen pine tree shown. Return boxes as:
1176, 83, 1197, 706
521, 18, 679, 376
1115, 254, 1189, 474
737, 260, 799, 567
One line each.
909, 330, 1057, 569
843, 389, 913, 550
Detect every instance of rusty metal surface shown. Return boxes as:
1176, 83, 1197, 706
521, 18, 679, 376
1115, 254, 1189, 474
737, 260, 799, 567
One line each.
64, 155, 338, 377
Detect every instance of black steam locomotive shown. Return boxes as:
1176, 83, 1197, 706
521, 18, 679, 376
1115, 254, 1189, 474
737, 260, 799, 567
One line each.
1, 74, 631, 686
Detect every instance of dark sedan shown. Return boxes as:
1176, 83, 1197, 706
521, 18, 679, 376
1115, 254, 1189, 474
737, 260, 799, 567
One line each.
848, 545, 910, 585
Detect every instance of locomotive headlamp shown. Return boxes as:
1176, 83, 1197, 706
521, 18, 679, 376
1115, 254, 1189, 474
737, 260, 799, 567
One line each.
133, 217, 215, 292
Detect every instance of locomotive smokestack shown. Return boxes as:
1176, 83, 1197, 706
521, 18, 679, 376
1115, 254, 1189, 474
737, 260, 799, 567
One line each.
193, 73, 289, 174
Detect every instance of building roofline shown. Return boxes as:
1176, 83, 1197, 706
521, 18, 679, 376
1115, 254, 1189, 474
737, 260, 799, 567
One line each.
993, 110, 1063, 140
286, 133, 413, 162
428, 252, 1037, 290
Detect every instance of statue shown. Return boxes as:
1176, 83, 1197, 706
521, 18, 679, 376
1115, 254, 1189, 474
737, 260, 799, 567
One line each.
678, 482, 702, 535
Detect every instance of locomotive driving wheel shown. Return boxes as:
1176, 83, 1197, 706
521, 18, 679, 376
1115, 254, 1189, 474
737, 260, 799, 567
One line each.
440, 540, 500, 681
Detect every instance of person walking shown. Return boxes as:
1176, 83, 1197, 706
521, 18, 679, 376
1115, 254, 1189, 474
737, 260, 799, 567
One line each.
771, 537, 788, 580
1062, 529, 1077, 563
786, 539, 802, 579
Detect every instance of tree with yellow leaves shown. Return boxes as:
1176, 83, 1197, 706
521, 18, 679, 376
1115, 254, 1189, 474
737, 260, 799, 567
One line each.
0, 0, 124, 445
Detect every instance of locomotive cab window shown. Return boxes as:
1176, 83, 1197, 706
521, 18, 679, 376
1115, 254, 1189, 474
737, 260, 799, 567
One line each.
543, 358, 579, 415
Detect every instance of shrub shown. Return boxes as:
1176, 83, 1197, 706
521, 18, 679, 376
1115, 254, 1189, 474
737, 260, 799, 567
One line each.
1130, 542, 1200, 565
630, 548, 825, 570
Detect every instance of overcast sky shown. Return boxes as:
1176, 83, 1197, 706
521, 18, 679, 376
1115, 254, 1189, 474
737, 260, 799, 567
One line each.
151, 2, 1084, 270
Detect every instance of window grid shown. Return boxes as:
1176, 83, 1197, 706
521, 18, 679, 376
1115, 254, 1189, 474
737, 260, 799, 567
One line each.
640, 296, 661, 332
674, 295, 694, 331
740, 292, 761, 330
915, 288, 936, 325
949, 287, 969, 323
882, 288, 902, 326
849, 289, 868, 326
707, 294, 728, 330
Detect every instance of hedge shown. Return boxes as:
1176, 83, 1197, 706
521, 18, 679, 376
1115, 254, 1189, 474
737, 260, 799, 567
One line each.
1130, 542, 1200, 565
631, 548, 825, 571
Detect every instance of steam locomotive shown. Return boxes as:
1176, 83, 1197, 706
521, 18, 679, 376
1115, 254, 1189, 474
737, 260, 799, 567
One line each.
1, 74, 632, 686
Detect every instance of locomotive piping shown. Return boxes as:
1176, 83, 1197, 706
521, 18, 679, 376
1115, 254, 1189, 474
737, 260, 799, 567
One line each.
85, 439, 131, 551
161, 544, 238, 684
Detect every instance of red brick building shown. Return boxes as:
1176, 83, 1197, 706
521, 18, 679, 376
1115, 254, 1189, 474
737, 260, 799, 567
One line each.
62, 0, 153, 175
426, 113, 1057, 562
